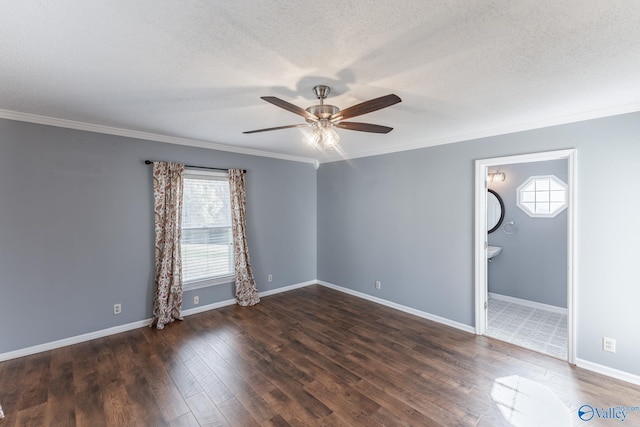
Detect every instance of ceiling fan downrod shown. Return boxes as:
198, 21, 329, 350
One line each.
306, 85, 340, 123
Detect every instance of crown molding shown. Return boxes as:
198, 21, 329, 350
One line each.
319, 102, 640, 164
3, 101, 639, 167
0, 109, 317, 165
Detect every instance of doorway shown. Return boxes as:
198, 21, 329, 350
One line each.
474, 150, 576, 364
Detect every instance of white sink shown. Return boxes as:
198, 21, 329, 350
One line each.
487, 245, 503, 259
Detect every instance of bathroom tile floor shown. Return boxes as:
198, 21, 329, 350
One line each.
486, 298, 567, 360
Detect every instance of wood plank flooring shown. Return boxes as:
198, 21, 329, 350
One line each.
2, 284, 640, 426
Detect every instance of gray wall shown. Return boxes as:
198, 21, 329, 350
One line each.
317, 111, 640, 376
488, 160, 568, 307
0, 119, 317, 354
317, 143, 475, 325
3, 110, 640, 378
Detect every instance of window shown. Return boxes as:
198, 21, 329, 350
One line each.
517, 175, 567, 218
181, 170, 234, 290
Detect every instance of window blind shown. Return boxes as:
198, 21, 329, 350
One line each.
182, 173, 234, 285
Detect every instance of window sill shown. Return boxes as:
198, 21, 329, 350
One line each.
183, 275, 235, 291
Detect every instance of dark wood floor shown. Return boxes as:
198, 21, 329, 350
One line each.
2, 285, 640, 426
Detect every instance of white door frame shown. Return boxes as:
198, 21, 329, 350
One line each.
474, 149, 577, 364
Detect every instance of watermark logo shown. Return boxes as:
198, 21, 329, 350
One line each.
578, 405, 595, 421
578, 404, 640, 422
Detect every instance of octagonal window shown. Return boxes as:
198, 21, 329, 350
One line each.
517, 175, 567, 218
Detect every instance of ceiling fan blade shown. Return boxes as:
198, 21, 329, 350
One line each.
261, 96, 318, 122
334, 122, 394, 134
243, 123, 308, 134
331, 94, 401, 121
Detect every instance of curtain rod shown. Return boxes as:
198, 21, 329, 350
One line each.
144, 160, 246, 173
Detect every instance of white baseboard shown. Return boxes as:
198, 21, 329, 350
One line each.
259, 280, 317, 298
576, 358, 640, 386
489, 292, 567, 315
317, 280, 476, 334
0, 318, 153, 362
180, 298, 236, 317
317, 282, 640, 388
0, 280, 315, 362
4, 279, 640, 389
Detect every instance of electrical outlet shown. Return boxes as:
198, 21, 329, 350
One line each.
603, 337, 616, 353
375, 281, 381, 290
113, 303, 121, 315
194, 296, 199, 305
268, 274, 273, 282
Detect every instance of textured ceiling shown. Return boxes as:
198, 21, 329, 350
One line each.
2, 1, 640, 163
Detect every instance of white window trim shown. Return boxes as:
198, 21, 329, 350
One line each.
182, 168, 235, 290
516, 174, 568, 218
183, 275, 235, 291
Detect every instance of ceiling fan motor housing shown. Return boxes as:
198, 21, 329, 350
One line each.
305, 104, 340, 123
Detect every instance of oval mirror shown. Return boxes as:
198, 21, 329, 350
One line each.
487, 189, 505, 234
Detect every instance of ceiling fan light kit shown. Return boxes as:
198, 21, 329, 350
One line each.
307, 122, 340, 149
244, 85, 401, 150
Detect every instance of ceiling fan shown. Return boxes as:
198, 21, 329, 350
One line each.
243, 85, 402, 149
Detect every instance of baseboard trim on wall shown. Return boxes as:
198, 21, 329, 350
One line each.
0, 280, 316, 362
576, 358, 640, 387
0, 319, 153, 363
180, 299, 237, 317
5, 280, 640, 388
489, 292, 568, 315
316, 282, 640, 387
317, 280, 476, 334
259, 280, 318, 298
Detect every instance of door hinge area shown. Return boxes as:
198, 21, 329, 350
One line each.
484, 301, 488, 310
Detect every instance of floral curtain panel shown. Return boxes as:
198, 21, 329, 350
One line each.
229, 169, 260, 306
151, 161, 185, 329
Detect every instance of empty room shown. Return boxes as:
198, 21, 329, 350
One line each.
2, 1, 640, 426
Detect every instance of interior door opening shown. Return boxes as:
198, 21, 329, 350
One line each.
474, 150, 576, 364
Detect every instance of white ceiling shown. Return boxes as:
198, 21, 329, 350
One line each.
2, 1, 640, 164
